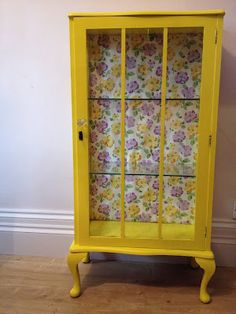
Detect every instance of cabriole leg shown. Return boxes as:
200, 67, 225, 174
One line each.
82, 252, 90, 264
195, 257, 216, 303
67, 252, 88, 297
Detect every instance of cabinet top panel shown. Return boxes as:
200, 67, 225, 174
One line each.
68, 10, 225, 18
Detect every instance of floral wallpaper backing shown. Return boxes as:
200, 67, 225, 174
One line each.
88, 30, 202, 225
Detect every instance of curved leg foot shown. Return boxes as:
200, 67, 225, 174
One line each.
190, 257, 199, 269
195, 257, 216, 303
67, 252, 88, 298
82, 252, 90, 264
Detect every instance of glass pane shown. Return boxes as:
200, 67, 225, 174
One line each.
88, 31, 121, 99
162, 28, 203, 240
125, 99, 161, 175
87, 30, 121, 237
125, 29, 163, 99
125, 29, 163, 238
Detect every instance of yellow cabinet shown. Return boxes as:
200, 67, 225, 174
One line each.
67, 10, 224, 303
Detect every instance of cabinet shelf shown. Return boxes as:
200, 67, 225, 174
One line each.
88, 97, 200, 101
90, 172, 195, 178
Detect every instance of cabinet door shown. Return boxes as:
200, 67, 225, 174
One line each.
71, 16, 217, 249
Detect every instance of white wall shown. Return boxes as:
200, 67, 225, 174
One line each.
0, 0, 236, 266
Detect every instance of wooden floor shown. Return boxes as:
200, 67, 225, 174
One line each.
0, 255, 236, 314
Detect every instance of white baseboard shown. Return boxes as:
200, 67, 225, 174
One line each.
0, 208, 236, 266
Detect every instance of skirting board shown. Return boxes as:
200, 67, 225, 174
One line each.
0, 208, 236, 267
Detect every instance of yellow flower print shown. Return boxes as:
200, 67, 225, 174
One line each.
111, 64, 120, 77
167, 47, 176, 60
113, 54, 119, 62
102, 189, 114, 200
138, 64, 148, 75
144, 189, 156, 202
187, 124, 198, 137
104, 79, 115, 92
168, 177, 180, 186
101, 135, 114, 148
130, 34, 143, 48
91, 105, 102, 119
171, 119, 181, 130
167, 151, 180, 163
173, 59, 186, 72
171, 85, 179, 98
170, 100, 181, 107
112, 199, 120, 209
136, 177, 146, 188
165, 109, 173, 121
111, 176, 120, 189
113, 147, 120, 157
129, 151, 142, 163
89, 45, 102, 61
129, 100, 142, 108
112, 122, 120, 135
185, 180, 195, 193
128, 204, 140, 216
191, 64, 201, 80
137, 123, 148, 133
143, 135, 158, 148
165, 204, 178, 216
146, 77, 160, 92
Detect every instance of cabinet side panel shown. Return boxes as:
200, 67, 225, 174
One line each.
69, 18, 79, 244
205, 17, 224, 250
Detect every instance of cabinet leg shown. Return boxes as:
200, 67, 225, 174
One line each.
195, 257, 216, 303
82, 252, 90, 264
67, 252, 88, 298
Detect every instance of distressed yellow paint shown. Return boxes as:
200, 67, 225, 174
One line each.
68, 11, 224, 303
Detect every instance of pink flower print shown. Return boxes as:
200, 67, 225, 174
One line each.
140, 212, 152, 222
148, 59, 155, 68
171, 186, 183, 197
90, 74, 97, 87
126, 192, 137, 203
147, 119, 153, 128
175, 71, 189, 84
187, 49, 201, 63
173, 130, 186, 142
143, 43, 156, 56
154, 125, 160, 135
126, 175, 135, 183
97, 99, 110, 108
96, 175, 108, 187
126, 56, 136, 69
152, 179, 159, 190
181, 87, 195, 98
98, 151, 111, 162
96, 120, 108, 133
126, 138, 138, 150
127, 81, 139, 93
116, 102, 121, 113
96, 62, 108, 75
90, 131, 98, 143
98, 204, 110, 215
140, 160, 152, 171
90, 184, 98, 195
97, 35, 110, 48
156, 66, 162, 76
152, 150, 160, 162
126, 116, 135, 128
184, 110, 197, 123
141, 102, 155, 116
178, 199, 190, 211
180, 144, 192, 157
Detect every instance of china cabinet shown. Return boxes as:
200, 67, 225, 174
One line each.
67, 10, 224, 303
